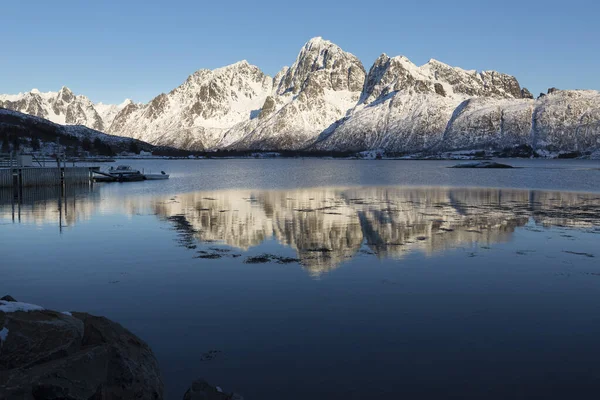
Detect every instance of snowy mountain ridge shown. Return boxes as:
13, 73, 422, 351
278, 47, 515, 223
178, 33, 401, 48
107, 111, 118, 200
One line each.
0, 87, 130, 133
2, 37, 599, 154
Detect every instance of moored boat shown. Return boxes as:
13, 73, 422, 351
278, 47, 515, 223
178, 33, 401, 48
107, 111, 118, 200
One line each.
93, 165, 170, 182
94, 165, 145, 182
144, 171, 170, 180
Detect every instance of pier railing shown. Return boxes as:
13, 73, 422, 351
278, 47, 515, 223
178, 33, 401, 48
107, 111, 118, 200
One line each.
0, 167, 99, 188
0, 156, 17, 168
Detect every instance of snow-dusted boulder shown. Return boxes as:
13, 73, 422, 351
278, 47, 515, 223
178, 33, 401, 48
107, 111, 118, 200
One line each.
0, 297, 164, 400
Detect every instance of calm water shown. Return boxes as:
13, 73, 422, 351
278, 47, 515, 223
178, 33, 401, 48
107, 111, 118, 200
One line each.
2, 159, 600, 399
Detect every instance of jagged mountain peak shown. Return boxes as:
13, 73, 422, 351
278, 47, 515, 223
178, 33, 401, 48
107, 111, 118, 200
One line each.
360, 53, 432, 104
213, 59, 258, 74
425, 58, 448, 67
295, 36, 357, 65
276, 37, 365, 96
223, 38, 367, 151
56, 86, 75, 103
364, 54, 492, 103
183, 60, 266, 88
304, 36, 328, 47
0, 85, 109, 131
107, 57, 274, 150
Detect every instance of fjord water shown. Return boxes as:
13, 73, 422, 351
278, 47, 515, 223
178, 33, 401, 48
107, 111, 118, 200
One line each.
2, 159, 600, 399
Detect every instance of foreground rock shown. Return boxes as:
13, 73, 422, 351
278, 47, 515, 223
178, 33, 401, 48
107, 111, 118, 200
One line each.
0, 297, 163, 400
451, 161, 514, 169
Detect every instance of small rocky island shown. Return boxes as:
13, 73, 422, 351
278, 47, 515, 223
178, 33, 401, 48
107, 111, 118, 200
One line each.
450, 161, 514, 168
0, 296, 242, 400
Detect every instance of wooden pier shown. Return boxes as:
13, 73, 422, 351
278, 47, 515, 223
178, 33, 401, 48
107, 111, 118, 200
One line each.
0, 167, 99, 188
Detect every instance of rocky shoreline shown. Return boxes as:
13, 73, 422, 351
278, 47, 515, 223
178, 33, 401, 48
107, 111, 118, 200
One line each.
0, 296, 242, 400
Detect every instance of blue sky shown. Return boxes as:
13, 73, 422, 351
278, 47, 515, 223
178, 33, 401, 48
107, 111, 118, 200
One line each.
2, 0, 598, 104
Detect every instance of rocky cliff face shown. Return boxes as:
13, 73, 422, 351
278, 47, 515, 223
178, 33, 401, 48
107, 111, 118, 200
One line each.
437, 98, 535, 151
531, 90, 600, 152
2, 38, 599, 154
222, 37, 366, 150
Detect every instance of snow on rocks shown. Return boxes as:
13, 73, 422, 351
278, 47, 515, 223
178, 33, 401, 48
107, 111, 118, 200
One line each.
0, 300, 44, 313
0, 301, 164, 399
225, 37, 366, 150
1, 38, 599, 154
109, 60, 274, 150
0, 327, 8, 343
0, 86, 117, 131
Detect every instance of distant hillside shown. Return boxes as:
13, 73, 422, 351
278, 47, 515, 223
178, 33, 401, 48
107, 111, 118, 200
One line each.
0, 107, 154, 156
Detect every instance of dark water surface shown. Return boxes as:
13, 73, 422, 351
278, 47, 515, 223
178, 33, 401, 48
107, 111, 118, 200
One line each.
2, 159, 600, 399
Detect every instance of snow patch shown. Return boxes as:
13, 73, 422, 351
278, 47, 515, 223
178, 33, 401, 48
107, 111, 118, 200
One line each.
0, 300, 44, 313
0, 327, 8, 343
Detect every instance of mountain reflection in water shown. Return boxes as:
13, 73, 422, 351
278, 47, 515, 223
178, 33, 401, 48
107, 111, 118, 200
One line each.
2, 186, 599, 276
151, 187, 600, 275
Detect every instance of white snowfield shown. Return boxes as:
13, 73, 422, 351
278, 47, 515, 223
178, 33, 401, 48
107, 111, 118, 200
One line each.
2, 37, 599, 153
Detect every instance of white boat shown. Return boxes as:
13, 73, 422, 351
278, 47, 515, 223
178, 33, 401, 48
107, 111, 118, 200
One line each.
144, 171, 170, 180
94, 165, 169, 182
109, 165, 142, 176
95, 165, 144, 182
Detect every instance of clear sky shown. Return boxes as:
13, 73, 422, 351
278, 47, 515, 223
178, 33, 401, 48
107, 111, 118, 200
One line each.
2, 0, 598, 104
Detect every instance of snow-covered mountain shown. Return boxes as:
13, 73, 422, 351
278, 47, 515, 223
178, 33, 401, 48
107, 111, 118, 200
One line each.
0, 87, 130, 132
109, 61, 273, 150
314, 53, 600, 153
2, 37, 599, 154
